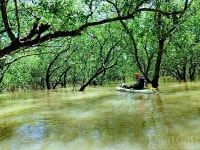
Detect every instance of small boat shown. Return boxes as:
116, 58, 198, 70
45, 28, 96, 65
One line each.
116, 86, 156, 94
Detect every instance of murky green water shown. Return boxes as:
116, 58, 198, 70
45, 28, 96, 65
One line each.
0, 84, 200, 150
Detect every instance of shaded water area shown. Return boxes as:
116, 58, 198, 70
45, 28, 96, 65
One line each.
0, 83, 200, 150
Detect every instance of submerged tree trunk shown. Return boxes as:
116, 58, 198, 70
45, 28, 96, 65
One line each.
79, 69, 104, 92
151, 38, 165, 88
188, 65, 196, 81
181, 61, 187, 82
79, 63, 117, 91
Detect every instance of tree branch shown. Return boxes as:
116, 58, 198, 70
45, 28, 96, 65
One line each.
0, 0, 193, 58
14, 0, 20, 37
0, 29, 6, 34
1, 0, 16, 41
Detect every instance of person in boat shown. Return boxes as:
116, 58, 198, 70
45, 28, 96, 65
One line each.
122, 73, 145, 89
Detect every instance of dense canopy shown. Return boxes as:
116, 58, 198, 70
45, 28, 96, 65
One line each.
0, 0, 199, 91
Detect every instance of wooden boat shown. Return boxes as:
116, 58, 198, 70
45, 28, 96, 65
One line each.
116, 86, 156, 94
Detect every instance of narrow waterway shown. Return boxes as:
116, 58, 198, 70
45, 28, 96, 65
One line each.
0, 84, 200, 150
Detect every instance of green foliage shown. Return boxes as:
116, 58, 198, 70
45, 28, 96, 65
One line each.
36, 0, 89, 30
161, 1, 200, 80
3, 55, 41, 90
0, 0, 199, 91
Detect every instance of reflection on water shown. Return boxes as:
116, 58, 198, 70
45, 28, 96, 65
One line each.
0, 85, 200, 150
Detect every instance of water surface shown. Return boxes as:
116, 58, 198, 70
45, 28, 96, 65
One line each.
0, 84, 200, 150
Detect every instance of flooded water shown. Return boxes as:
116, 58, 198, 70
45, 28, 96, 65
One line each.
0, 83, 200, 150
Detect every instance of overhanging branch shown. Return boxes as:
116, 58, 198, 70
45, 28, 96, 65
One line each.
0, 0, 193, 58
1, 0, 16, 41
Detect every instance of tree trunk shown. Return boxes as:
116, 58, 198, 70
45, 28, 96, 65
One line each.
182, 62, 187, 82
79, 68, 106, 92
99, 70, 106, 86
189, 64, 197, 81
151, 38, 165, 88
45, 73, 51, 90
63, 71, 67, 88
79, 63, 117, 91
